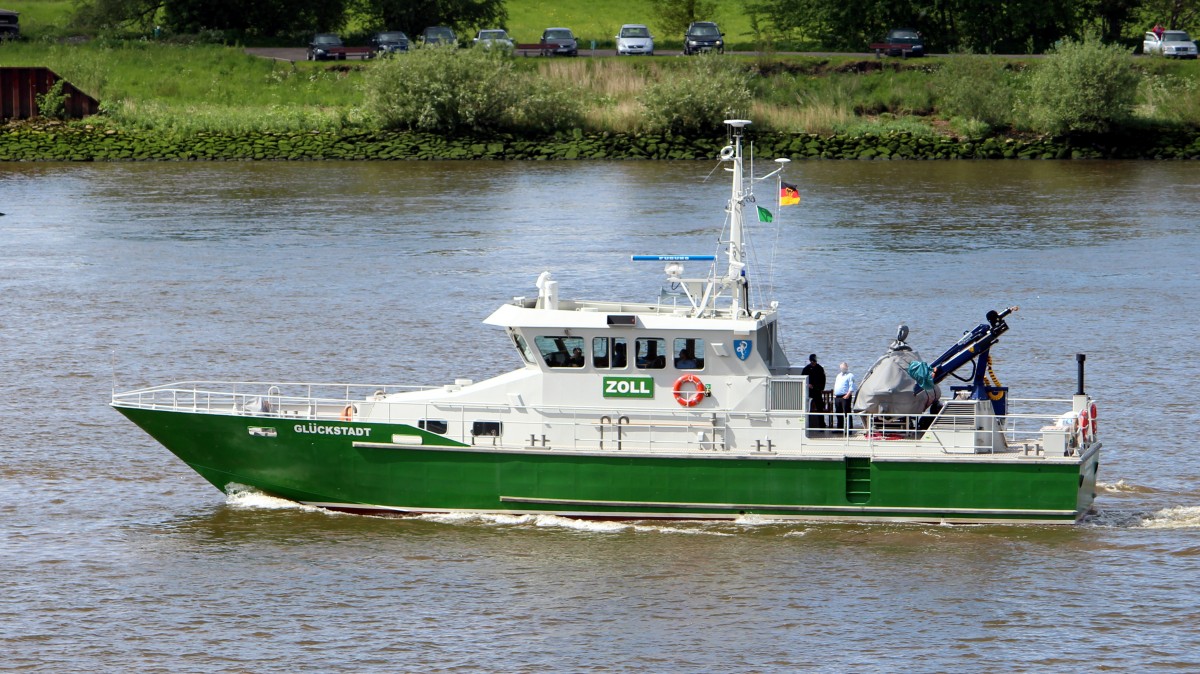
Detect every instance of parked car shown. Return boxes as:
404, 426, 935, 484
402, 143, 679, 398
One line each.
683, 21, 724, 55
540, 27, 578, 56
871, 28, 925, 57
616, 24, 654, 55
308, 33, 344, 61
419, 26, 457, 46
370, 30, 409, 56
473, 29, 514, 53
0, 8, 18, 40
1143, 30, 1198, 58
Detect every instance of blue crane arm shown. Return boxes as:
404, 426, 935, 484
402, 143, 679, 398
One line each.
928, 306, 1018, 386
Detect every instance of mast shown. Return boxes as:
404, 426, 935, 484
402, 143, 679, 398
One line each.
724, 119, 752, 316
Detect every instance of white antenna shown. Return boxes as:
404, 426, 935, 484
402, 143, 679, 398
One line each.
723, 120, 751, 317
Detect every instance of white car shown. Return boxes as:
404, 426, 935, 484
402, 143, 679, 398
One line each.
616, 24, 654, 55
473, 29, 514, 53
1144, 30, 1198, 59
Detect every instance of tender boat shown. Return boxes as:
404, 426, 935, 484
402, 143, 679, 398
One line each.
112, 120, 1101, 524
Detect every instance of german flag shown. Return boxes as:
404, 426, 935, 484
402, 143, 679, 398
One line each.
780, 182, 800, 206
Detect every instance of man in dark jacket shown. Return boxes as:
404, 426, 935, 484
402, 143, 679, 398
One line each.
801, 354, 827, 430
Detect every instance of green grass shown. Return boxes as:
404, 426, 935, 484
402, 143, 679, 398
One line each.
0, 42, 365, 132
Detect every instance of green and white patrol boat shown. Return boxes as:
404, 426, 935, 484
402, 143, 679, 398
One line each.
112, 120, 1101, 524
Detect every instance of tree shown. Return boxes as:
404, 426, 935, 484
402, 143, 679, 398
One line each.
162, 0, 349, 35
76, 0, 352, 36
1089, 0, 1142, 44
1136, 0, 1200, 31
750, 0, 1098, 53
72, 0, 164, 33
355, 0, 507, 38
652, 0, 719, 36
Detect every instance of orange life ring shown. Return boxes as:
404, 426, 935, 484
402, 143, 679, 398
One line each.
673, 374, 705, 407
1090, 402, 1098, 436
340, 404, 355, 422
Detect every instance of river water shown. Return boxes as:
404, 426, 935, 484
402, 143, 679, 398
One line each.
2, 159, 1199, 672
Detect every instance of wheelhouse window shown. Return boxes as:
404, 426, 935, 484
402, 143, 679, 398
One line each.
512, 333, 536, 364
635, 337, 666, 369
592, 337, 628, 369
673, 338, 704, 370
534, 335, 585, 368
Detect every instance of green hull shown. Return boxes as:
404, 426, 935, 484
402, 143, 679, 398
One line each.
116, 406, 1099, 524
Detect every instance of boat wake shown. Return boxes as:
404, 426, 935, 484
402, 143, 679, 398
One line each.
215, 486, 767, 534
416, 512, 736, 536
223, 484, 331, 514
1137, 505, 1200, 529
1088, 504, 1200, 529
1096, 479, 1156, 495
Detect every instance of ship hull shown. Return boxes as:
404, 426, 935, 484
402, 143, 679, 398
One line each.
117, 407, 1099, 525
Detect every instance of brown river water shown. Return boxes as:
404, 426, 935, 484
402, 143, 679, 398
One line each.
2, 159, 1199, 671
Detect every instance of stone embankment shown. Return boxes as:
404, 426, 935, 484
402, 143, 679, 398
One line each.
2, 124, 1199, 161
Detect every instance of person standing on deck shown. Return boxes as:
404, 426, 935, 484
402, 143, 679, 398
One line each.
801, 354, 827, 430
833, 362, 856, 430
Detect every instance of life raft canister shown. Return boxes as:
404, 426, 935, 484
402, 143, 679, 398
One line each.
673, 374, 705, 407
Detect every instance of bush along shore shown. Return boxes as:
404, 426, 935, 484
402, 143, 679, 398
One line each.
3, 123, 1200, 162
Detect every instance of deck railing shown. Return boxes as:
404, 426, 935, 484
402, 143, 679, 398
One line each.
113, 381, 1088, 457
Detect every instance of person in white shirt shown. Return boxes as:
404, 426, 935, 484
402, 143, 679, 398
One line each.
833, 362, 856, 430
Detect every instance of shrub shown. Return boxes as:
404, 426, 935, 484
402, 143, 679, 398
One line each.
506, 78, 584, 134
36, 79, 68, 120
1026, 34, 1140, 135
936, 54, 1014, 129
639, 54, 751, 135
363, 46, 583, 134
363, 46, 517, 133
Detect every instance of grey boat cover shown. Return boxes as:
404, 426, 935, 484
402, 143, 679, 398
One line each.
853, 328, 941, 415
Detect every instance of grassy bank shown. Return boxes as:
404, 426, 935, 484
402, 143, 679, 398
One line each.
3, 39, 1200, 156
8, 43, 1200, 133
1, 42, 362, 132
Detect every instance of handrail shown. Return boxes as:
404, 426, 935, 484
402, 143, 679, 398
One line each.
112, 381, 1087, 457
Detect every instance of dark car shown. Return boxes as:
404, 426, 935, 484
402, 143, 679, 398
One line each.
877, 28, 924, 57
0, 8, 20, 39
419, 26, 457, 46
540, 27, 578, 56
683, 21, 724, 55
308, 33, 343, 60
370, 30, 409, 56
